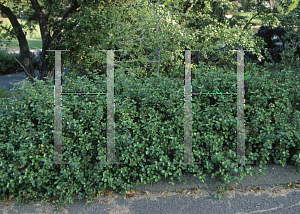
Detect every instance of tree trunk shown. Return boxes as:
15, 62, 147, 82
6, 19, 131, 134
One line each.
184, 0, 194, 15
38, 46, 53, 84
0, 3, 35, 84
0, 0, 82, 89
31, 0, 82, 85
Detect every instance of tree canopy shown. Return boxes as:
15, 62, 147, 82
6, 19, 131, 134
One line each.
0, 0, 296, 88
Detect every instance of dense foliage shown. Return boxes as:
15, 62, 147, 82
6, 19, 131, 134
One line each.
1, 61, 299, 210
0, 0, 300, 211
48, 0, 266, 82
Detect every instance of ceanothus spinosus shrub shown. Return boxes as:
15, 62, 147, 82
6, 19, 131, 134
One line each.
0, 63, 299, 208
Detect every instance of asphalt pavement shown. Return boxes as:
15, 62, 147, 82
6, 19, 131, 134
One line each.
0, 47, 72, 94
1, 48, 300, 214
0, 65, 71, 94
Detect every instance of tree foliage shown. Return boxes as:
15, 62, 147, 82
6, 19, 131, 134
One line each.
52, 0, 207, 81
275, 0, 300, 14
265, 0, 300, 68
0, 0, 108, 86
0, 0, 291, 86
50, 0, 281, 83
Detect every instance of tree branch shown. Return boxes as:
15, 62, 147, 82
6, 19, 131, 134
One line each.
184, 0, 194, 15
51, 0, 82, 45
14, 57, 35, 81
30, 0, 51, 47
243, 12, 260, 30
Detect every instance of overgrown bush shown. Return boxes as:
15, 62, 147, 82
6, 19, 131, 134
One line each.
1, 62, 299, 210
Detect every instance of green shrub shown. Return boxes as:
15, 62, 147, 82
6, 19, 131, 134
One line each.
0, 86, 10, 98
0, 63, 299, 210
0, 51, 21, 75
0, 50, 38, 75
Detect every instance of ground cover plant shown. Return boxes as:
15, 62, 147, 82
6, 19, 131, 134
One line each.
0, 85, 10, 98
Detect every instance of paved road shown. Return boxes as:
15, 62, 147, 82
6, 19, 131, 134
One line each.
0, 47, 72, 93
0, 65, 71, 94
